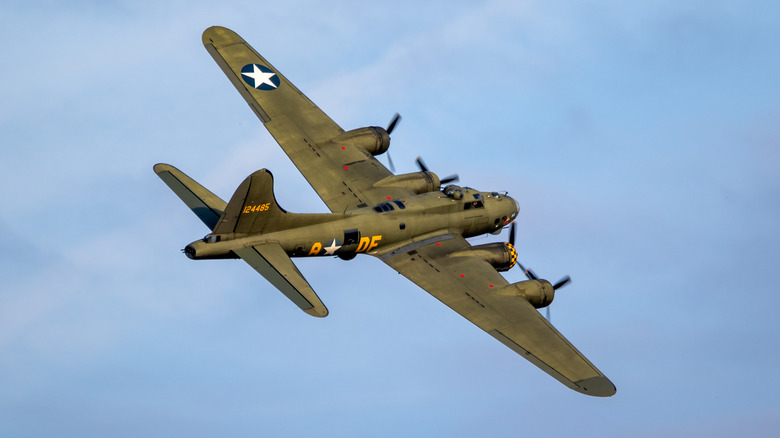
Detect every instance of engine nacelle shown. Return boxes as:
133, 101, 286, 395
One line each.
497, 279, 555, 308
332, 126, 390, 156
373, 171, 441, 194
449, 242, 517, 271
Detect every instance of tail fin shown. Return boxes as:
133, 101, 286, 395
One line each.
212, 169, 286, 235
154, 163, 226, 229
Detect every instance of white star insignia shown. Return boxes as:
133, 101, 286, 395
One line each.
323, 239, 341, 256
242, 65, 278, 89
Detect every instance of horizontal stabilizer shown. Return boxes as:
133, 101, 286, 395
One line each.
235, 243, 328, 318
154, 163, 226, 230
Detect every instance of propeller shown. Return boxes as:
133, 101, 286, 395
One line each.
382, 114, 459, 184
509, 222, 571, 321
384, 113, 401, 173
415, 156, 459, 185
386, 112, 401, 135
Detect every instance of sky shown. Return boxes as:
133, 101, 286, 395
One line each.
1, 0, 779, 436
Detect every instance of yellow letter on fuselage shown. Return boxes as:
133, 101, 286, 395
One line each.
308, 242, 322, 256
356, 235, 382, 253
367, 235, 382, 252
356, 237, 370, 253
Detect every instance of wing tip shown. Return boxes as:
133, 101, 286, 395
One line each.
202, 25, 244, 47
574, 376, 617, 397
153, 162, 174, 175
304, 306, 329, 318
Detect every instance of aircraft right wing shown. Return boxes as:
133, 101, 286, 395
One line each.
202, 26, 413, 213
376, 233, 616, 397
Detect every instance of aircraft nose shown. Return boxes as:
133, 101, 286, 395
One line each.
507, 194, 520, 217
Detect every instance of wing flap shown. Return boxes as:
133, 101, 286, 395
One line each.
235, 243, 328, 318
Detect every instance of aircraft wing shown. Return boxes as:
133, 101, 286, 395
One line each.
203, 26, 409, 213
377, 233, 616, 397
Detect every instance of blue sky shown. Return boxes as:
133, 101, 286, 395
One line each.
2, 1, 779, 436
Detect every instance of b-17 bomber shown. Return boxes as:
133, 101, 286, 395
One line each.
155, 26, 616, 397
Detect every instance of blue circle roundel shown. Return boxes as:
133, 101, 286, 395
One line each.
240, 64, 280, 90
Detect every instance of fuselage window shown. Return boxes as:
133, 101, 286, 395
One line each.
374, 202, 395, 213
203, 234, 220, 243
464, 200, 484, 210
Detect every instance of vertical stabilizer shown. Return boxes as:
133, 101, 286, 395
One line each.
212, 169, 286, 235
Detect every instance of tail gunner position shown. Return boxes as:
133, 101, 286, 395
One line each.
155, 26, 615, 397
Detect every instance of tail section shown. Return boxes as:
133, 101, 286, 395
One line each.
154, 163, 226, 229
156, 164, 329, 317
212, 169, 286, 236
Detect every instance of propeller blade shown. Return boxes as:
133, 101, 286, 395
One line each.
546, 306, 551, 322
415, 155, 458, 187
415, 156, 429, 172
552, 275, 572, 290
440, 174, 460, 184
516, 262, 538, 280
386, 152, 396, 173
386, 113, 402, 135
508, 222, 516, 247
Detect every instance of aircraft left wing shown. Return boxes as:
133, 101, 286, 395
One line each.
377, 233, 616, 397
203, 26, 410, 213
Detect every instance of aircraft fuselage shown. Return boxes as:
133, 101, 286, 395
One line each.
185, 186, 518, 260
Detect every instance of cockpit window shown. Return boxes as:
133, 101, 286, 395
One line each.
392, 200, 406, 210
473, 193, 482, 200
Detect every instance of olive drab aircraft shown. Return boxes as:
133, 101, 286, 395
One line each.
155, 26, 616, 397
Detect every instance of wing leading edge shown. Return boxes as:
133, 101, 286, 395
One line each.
378, 234, 616, 397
